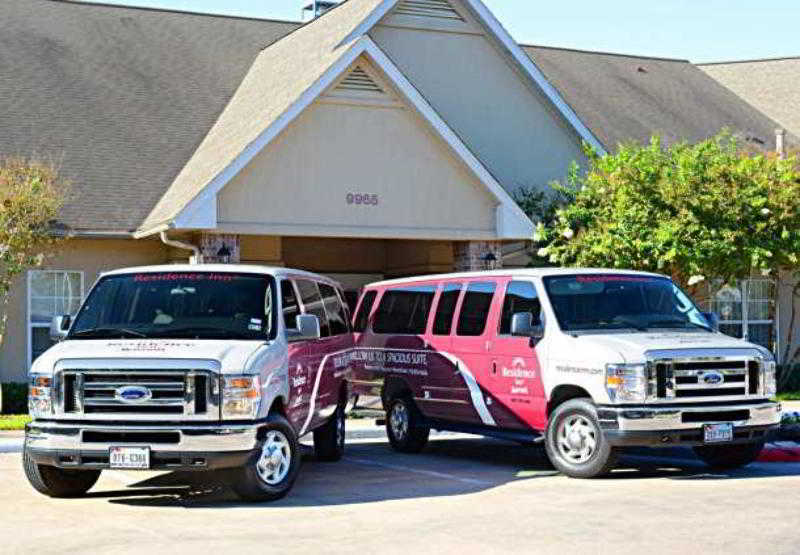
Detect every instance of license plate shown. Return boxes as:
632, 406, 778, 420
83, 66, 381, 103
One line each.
109, 446, 150, 469
703, 423, 734, 444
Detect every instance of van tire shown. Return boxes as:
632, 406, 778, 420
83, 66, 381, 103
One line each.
314, 402, 345, 462
545, 397, 619, 478
386, 396, 429, 453
693, 441, 765, 470
22, 447, 101, 498
227, 414, 301, 502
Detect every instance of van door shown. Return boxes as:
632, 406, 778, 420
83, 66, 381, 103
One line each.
447, 280, 500, 426
281, 279, 309, 431
491, 279, 547, 431
422, 281, 464, 421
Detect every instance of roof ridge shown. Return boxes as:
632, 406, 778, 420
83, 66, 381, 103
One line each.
46, 0, 301, 25
521, 43, 690, 63
698, 55, 800, 66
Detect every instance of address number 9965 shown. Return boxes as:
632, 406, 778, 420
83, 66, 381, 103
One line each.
346, 193, 379, 206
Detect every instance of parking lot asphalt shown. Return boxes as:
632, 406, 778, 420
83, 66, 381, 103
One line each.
2, 435, 799, 555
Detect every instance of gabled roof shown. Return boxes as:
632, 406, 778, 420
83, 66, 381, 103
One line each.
140, 0, 602, 237
699, 57, 800, 139
140, 0, 388, 233
522, 45, 796, 151
0, 0, 299, 232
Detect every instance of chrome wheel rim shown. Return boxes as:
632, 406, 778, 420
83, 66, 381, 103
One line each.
256, 430, 292, 485
390, 402, 409, 442
556, 414, 598, 464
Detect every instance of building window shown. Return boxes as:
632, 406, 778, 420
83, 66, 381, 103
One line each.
705, 279, 776, 353
28, 270, 83, 365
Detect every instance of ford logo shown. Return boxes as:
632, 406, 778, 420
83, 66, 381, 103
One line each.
115, 385, 153, 404
701, 371, 724, 386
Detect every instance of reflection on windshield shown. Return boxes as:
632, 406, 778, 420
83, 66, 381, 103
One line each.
69, 272, 276, 340
543, 274, 711, 333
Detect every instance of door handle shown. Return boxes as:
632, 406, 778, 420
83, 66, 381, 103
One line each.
492, 361, 497, 375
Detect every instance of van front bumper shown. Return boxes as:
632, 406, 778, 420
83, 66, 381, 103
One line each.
597, 400, 781, 447
24, 420, 261, 471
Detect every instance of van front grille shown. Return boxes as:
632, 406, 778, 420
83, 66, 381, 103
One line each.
58, 370, 218, 419
651, 357, 763, 400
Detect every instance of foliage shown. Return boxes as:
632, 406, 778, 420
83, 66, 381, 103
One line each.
535, 133, 800, 377
0, 157, 65, 300
0, 383, 28, 414
0, 414, 31, 431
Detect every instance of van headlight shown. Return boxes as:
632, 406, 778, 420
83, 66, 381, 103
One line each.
29, 375, 53, 418
763, 359, 777, 398
606, 363, 647, 403
221, 376, 261, 420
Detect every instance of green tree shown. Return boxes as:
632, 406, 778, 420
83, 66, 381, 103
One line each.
536, 133, 800, 386
0, 157, 65, 412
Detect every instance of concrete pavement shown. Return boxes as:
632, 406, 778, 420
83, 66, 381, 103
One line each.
1, 435, 799, 555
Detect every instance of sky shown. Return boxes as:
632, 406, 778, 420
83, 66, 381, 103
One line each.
88, 0, 800, 63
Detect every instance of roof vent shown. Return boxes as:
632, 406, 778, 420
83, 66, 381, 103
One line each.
336, 66, 384, 94
302, 1, 338, 20
395, 0, 463, 20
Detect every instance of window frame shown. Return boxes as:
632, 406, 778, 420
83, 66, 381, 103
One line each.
497, 279, 541, 337
27, 269, 85, 367
706, 278, 778, 355
280, 278, 303, 332
431, 281, 463, 336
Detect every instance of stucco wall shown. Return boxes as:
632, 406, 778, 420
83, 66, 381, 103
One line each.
370, 19, 586, 198
217, 99, 497, 240
0, 238, 168, 383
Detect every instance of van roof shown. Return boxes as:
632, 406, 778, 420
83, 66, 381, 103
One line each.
100, 264, 341, 285
367, 268, 667, 288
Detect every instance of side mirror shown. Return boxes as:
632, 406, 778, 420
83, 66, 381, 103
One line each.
288, 314, 321, 342
701, 312, 720, 332
50, 315, 71, 341
510, 312, 544, 340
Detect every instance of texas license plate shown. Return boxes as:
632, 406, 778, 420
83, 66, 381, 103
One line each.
109, 446, 150, 469
703, 423, 734, 444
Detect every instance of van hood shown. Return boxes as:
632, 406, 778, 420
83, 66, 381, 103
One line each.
575, 331, 768, 363
30, 339, 268, 375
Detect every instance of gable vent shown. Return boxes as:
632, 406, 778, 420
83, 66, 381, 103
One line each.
395, 0, 463, 20
336, 66, 384, 93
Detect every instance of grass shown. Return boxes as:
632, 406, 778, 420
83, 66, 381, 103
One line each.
0, 414, 31, 431
777, 392, 800, 401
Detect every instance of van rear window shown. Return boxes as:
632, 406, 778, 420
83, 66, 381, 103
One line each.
373, 286, 436, 335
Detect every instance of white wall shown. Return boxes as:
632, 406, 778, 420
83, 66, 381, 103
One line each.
371, 13, 586, 198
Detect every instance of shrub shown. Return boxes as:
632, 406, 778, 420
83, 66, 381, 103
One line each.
1, 382, 28, 414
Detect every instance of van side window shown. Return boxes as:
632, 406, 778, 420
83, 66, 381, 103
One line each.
319, 282, 349, 336
373, 286, 436, 335
456, 282, 496, 336
499, 281, 541, 335
280, 280, 300, 330
354, 290, 377, 332
296, 280, 330, 338
432, 283, 462, 335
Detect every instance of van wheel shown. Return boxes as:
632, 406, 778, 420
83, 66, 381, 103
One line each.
693, 441, 765, 470
545, 397, 619, 478
22, 447, 101, 498
386, 396, 429, 453
314, 402, 345, 462
227, 414, 301, 502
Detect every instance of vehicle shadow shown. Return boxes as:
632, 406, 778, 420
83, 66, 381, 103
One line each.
101, 438, 800, 508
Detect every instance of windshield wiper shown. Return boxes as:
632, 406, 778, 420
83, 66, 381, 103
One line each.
647, 316, 712, 332
70, 327, 148, 339
154, 326, 258, 340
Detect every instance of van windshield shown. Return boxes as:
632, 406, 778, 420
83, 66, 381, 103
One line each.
69, 272, 276, 340
543, 274, 712, 333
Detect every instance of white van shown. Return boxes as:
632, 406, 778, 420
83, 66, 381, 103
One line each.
24, 265, 355, 501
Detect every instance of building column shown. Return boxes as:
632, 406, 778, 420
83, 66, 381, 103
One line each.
453, 241, 503, 272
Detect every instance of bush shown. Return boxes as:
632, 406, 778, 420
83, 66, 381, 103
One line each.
1, 382, 28, 415
778, 366, 800, 394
